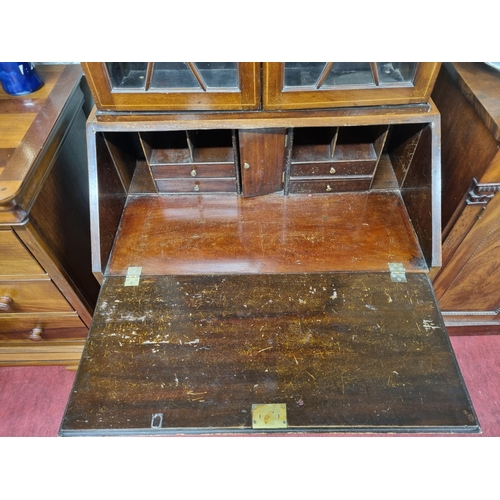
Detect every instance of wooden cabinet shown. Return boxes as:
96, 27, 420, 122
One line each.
431, 62, 500, 334
0, 64, 100, 369
82, 62, 440, 112
60, 62, 479, 435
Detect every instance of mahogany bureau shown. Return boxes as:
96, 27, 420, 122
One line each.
60, 63, 479, 434
0, 64, 100, 370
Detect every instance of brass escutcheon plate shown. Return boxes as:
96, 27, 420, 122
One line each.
252, 403, 288, 429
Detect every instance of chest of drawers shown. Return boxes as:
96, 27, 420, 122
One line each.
0, 64, 100, 370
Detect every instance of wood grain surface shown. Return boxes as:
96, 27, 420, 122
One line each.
60, 272, 478, 435
106, 191, 426, 276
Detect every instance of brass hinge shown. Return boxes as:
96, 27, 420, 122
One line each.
388, 263, 406, 282
124, 266, 142, 286
252, 403, 288, 429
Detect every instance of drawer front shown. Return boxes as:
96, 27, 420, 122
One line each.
0, 230, 45, 277
156, 178, 238, 194
151, 163, 236, 179
289, 177, 373, 193
0, 312, 86, 337
0, 280, 73, 313
290, 160, 377, 177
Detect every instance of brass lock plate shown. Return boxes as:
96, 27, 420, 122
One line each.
252, 403, 288, 429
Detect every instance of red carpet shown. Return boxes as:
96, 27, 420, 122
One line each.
448, 335, 500, 436
0, 365, 75, 437
1, 335, 499, 437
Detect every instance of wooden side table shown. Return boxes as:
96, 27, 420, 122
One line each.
0, 64, 100, 369
431, 62, 500, 334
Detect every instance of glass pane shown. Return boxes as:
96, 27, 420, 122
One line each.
106, 62, 147, 90
377, 62, 417, 84
322, 63, 374, 87
150, 62, 202, 89
194, 62, 239, 88
284, 62, 327, 87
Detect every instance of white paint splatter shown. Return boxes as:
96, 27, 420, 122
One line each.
423, 319, 440, 333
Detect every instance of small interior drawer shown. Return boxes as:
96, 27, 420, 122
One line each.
0, 279, 73, 313
151, 163, 236, 179
288, 177, 373, 194
155, 178, 238, 194
290, 160, 377, 177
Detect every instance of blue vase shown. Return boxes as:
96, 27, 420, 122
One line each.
0, 62, 44, 96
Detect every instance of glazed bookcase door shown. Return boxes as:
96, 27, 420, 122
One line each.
81, 62, 261, 112
263, 62, 441, 110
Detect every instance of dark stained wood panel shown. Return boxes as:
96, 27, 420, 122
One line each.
92, 133, 128, 277
106, 192, 427, 276
60, 273, 478, 435
400, 124, 436, 268
28, 109, 100, 314
432, 65, 499, 233
129, 160, 157, 194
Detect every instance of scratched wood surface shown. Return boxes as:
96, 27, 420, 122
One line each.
60, 273, 478, 435
106, 191, 427, 276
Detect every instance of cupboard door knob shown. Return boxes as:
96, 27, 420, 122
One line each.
191, 169, 197, 177
0, 296, 13, 312
326, 185, 332, 192
330, 167, 336, 174
244, 162, 251, 170
29, 327, 43, 341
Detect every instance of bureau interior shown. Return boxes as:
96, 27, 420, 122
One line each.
92, 122, 437, 279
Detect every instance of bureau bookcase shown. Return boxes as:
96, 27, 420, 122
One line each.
60, 62, 479, 435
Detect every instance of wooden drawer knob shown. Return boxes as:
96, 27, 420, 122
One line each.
29, 327, 44, 341
0, 296, 13, 312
